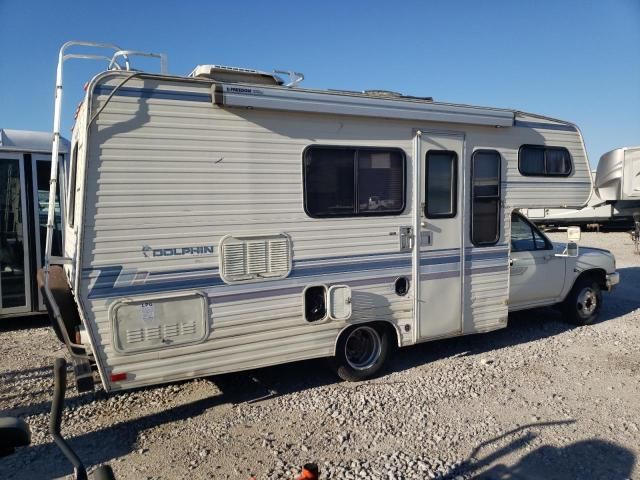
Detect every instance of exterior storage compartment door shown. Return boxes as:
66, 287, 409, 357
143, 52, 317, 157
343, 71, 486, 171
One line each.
111, 291, 209, 354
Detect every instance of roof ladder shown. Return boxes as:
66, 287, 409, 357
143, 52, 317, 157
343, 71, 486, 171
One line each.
44, 41, 168, 360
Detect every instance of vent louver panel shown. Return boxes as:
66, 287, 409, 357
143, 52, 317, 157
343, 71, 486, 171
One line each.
112, 292, 209, 354
220, 234, 292, 283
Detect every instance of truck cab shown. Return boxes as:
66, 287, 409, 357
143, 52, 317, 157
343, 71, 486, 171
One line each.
508, 211, 619, 324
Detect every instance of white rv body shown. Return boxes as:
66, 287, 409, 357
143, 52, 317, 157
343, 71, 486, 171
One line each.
55, 66, 598, 391
0, 129, 68, 318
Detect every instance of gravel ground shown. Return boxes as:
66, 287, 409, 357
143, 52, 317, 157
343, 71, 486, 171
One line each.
1, 232, 639, 479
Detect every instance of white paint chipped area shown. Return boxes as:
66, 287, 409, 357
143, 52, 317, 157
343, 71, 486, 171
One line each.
1, 232, 638, 479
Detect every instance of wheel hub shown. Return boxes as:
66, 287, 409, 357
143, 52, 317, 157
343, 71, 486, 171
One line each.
344, 326, 382, 371
577, 287, 597, 317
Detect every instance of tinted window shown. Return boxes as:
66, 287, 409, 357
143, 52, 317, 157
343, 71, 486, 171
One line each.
519, 145, 572, 176
357, 150, 405, 213
519, 147, 545, 175
533, 229, 548, 249
511, 213, 552, 251
511, 214, 535, 251
546, 148, 571, 174
472, 150, 501, 245
304, 147, 405, 217
425, 151, 457, 218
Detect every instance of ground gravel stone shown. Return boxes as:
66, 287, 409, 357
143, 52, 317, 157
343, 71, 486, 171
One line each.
0, 232, 638, 478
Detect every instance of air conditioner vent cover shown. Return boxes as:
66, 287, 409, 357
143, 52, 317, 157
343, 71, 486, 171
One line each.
220, 233, 292, 283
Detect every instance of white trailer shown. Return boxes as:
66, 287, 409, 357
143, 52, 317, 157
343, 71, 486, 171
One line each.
0, 129, 68, 318
522, 147, 640, 229
42, 43, 619, 392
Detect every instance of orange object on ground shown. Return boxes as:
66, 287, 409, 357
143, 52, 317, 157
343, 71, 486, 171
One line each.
296, 463, 319, 480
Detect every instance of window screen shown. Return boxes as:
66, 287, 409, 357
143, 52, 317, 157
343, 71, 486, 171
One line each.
304, 147, 405, 217
472, 150, 501, 245
519, 145, 572, 176
425, 151, 457, 218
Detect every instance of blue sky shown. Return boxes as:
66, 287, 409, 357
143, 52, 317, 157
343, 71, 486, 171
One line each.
0, 0, 638, 166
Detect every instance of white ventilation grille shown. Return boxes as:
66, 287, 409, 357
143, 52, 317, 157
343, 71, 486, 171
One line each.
220, 234, 292, 283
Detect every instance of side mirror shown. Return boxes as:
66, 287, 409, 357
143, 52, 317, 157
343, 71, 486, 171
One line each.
567, 226, 581, 242
567, 241, 579, 257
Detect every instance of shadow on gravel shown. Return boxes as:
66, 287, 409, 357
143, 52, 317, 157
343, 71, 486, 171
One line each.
0, 392, 230, 480
441, 421, 635, 479
0, 314, 49, 332
602, 266, 640, 319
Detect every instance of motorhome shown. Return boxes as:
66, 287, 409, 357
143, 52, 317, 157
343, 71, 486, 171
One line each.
41, 42, 619, 392
523, 147, 640, 229
0, 129, 67, 318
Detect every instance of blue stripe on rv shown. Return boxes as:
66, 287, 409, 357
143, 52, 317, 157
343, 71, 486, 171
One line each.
93, 85, 211, 103
86, 250, 508, 299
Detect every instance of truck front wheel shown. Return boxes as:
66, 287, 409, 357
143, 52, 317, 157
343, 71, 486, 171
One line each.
563, 276, 602, 325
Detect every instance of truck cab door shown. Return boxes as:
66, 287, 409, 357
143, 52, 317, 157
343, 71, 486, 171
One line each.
509, 212, 565, 307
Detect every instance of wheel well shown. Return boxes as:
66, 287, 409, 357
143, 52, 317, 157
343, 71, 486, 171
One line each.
576, 268, 607, 290
333, 321, 401, 355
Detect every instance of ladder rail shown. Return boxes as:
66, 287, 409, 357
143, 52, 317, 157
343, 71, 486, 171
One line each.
44, 41, 126, 359
108, 50, 168, 74
44, 41, 169, 360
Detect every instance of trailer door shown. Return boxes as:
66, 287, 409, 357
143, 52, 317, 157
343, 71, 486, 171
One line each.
415, 131, 464, 340
0, 153, 31, 314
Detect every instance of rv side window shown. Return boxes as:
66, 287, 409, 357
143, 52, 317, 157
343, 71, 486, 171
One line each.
471, 150, 501, 245
67, 143, 78, 227
425, 150, 457, 218
519, 145, 572, 176
303, 146, 405, 217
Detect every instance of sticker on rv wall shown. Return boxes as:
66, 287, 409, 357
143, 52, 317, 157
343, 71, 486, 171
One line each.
225, 86, 264, 96
141, 302, 155, 322
142, 244, 215, 258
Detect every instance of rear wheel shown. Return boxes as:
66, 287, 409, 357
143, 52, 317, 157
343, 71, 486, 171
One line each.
563, 276, 602, 325
333, 324, 390, 381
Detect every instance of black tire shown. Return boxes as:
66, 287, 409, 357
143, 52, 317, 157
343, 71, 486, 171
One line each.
333, 324, 391, 381
562, 276, 602, 325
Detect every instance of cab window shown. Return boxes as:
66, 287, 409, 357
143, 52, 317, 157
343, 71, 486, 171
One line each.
511, 212, 552, 252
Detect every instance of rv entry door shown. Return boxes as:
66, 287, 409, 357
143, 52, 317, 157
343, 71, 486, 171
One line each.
416, 131, 464, 340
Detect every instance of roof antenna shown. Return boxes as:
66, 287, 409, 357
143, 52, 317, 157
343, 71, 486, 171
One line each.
274, 70, 304, 88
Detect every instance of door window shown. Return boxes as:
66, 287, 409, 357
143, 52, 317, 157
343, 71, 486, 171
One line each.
425, 150, 457, 218
511, 213, 552, 252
